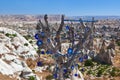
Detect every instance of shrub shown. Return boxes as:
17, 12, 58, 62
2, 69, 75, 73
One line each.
46, 75, 53, 80
116, 41, 120, 46
97, 68, 104, 77
12, 34, 17, 37
24, 35, 32, 40
24, 43, 28, 46
87, 69, 93, 75
28, 76, 35, 80
110, 67, 120, 77
29, 40, 33, 44
5, 33, 17, 37
5, 33, 10, 37
84, 59, 94, 66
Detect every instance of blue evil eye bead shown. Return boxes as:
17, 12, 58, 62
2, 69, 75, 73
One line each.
79, 57, 83, 62
89, 51, 94, 56
75, 34, 78, 38
36, 40, 43, 46
46, 50, 52, 54
47, 38, 50, 43
85, 27, 90, 32
74, 74, 78, 77
46, 50, 49, 54
34, 33, 39, 39
53, 74, 57, 79
41, 51, 45, 54
75, 64, 79, 67
67, 48, 73, 54
84, 54, 88, 59
37, 61, 42, 66
63, 69, 67, 73
66, 25, 70, 30
71, 65, 74, 70
41, 32, 45, 36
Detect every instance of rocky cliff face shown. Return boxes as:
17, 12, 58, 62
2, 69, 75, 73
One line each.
0, 27, 40, 80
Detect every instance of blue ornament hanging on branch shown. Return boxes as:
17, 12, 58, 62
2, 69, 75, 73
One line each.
41, 32, 45, 36
63, 68, 67, 74
84, 54, 88, 59
37, 61, 42, 66
71, 65, 74, 70
41, 51, 45, 54
53, 73, 57, 79
79, 57, 83, 62
74, 74, 78, 77
66, 25, 70, 31
67, 48, 73, 55
47, 38, 50, 43
46, 50, 52, 54
84, 27, 90, 32
34, 33, 39, 40
36, 40, 43, 46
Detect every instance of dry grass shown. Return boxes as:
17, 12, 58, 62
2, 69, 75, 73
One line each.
91, 77, 120, 80
113, 44, 120, 67
25, 55, 55, 80
0, 74, 17, 80
35, 71, 51, 80
85, 75, 120, 80
26, 58, 36, 69
35, 55, 55, 65
113, 55, 120, 67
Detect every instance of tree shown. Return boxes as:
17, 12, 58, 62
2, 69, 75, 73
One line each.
35, 14, 96, 80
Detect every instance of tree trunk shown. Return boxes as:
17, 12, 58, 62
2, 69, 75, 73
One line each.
58, 68, 65, 80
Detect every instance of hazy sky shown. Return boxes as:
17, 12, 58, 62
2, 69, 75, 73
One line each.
0, 0, 120, 16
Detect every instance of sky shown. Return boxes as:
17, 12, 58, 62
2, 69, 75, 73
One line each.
0, 0, 120, 16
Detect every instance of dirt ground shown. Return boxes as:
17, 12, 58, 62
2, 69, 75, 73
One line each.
35, 71, 51, 80
0, 74, 17, 80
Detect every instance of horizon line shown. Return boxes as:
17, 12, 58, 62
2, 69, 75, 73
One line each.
0, 14, 120, 17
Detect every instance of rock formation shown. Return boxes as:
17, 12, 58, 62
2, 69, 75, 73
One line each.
0, 27, 40, 80
94, 39, 116, 65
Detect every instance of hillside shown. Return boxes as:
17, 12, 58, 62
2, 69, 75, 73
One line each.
0, 27, 39, 80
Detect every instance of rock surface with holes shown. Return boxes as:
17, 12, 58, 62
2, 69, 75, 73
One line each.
0, 27, 40, 80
